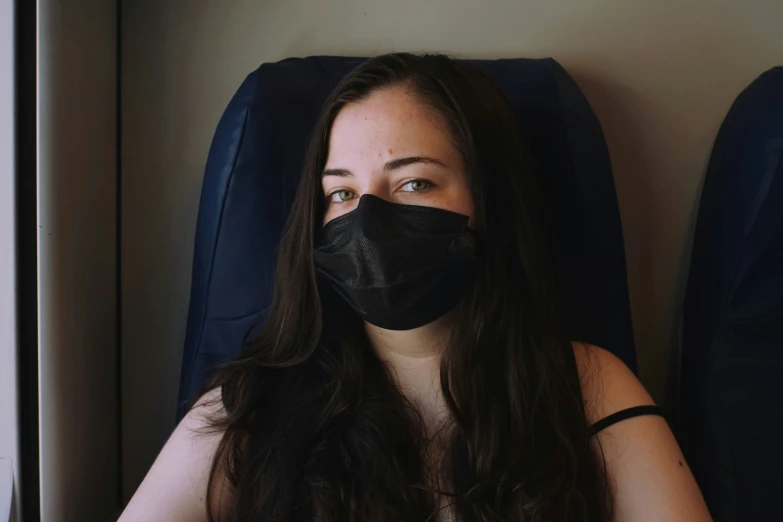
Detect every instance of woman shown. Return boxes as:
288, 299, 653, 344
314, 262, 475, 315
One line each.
120, 53, 711, 521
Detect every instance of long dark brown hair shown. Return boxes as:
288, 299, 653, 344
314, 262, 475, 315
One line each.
200, 52, 611, 521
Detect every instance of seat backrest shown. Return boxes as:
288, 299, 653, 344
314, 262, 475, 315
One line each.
177, 56, 636, 419
679, 66, 783, 522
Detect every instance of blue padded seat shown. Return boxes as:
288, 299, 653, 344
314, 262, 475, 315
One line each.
177, 56, 636, 419
679, 66, 783, 522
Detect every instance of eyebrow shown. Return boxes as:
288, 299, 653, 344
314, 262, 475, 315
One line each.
321, 156, 447, 178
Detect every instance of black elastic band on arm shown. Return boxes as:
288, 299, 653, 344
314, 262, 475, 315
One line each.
590, 405, 665, 436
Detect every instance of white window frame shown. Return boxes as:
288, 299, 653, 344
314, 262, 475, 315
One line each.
0, 0, 21, 520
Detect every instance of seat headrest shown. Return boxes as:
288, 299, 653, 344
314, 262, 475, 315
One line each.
178, 56, 635, 417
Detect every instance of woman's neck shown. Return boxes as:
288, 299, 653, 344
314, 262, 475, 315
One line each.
364, 312, 455, 437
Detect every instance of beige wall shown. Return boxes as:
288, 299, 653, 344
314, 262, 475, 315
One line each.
38, 1, 118, 520
121, 0, 783, 501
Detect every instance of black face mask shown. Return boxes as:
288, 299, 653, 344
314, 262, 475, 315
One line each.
314, 194, 476, 331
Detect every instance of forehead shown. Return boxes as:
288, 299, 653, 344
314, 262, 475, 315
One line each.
326, 86, 455, 167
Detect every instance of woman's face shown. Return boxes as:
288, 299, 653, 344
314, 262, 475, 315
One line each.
321, 85, 475, 226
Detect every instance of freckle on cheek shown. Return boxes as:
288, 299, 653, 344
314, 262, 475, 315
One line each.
388, 148, 393, 154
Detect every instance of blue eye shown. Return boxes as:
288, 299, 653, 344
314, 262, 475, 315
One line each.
400, 179, 432, 193
328, 190, 356, 203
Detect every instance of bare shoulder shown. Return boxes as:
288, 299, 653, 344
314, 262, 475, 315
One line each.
118, 388, 233, 522
571, 342, 655, 425
571, 343, 712, 521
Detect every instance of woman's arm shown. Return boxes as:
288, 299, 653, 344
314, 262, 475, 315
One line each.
574, 343, 712, 522
117, 388, 232, 522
